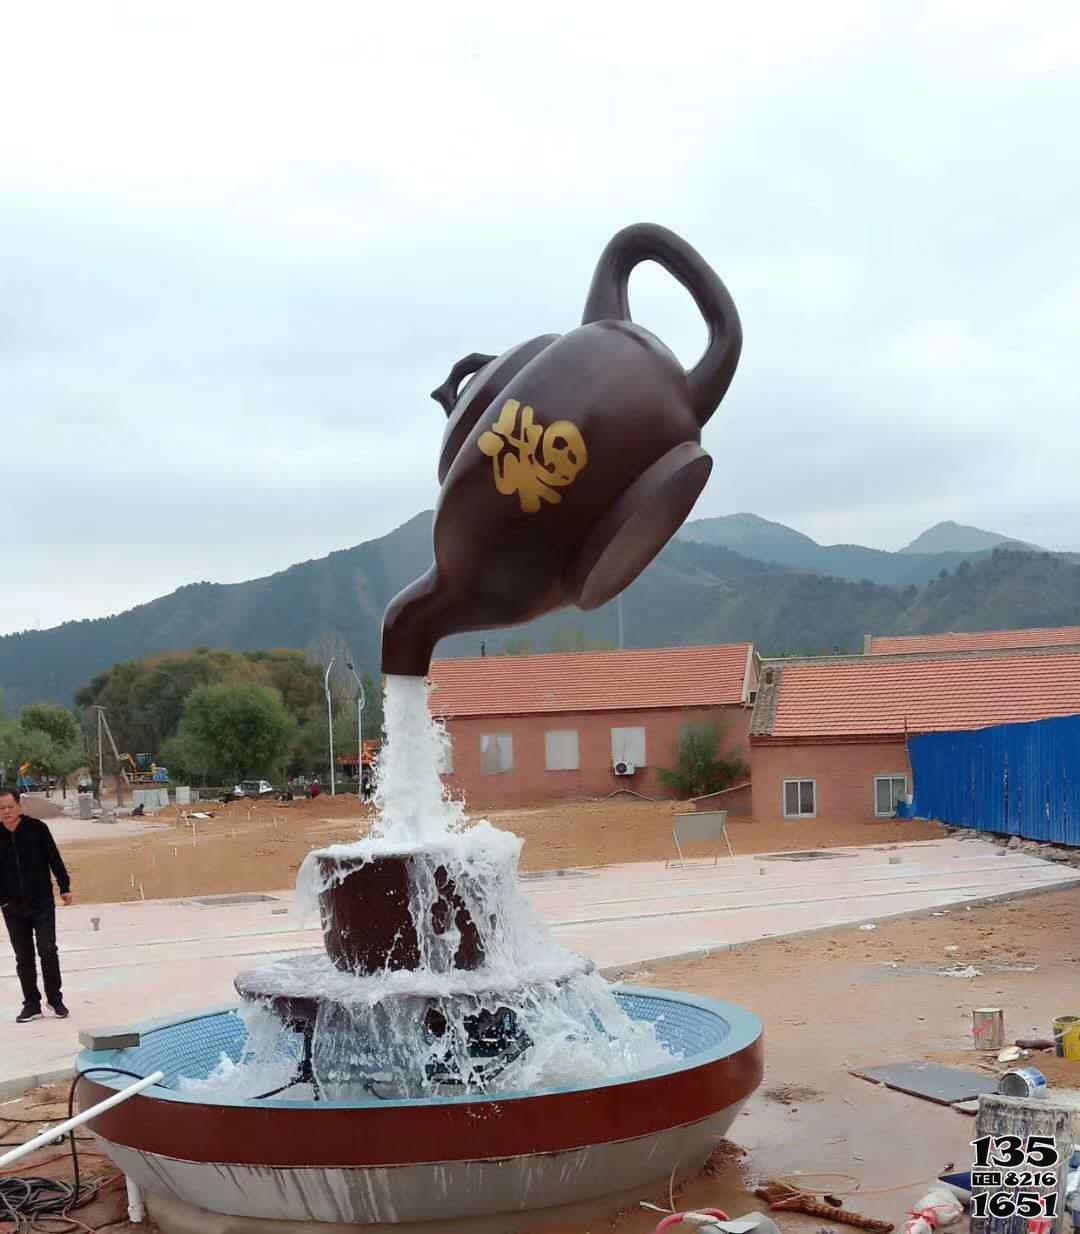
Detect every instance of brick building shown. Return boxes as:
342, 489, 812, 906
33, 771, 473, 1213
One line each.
750, 645, 1080, 826
865, 625, 1080, 655
428, 644, 756, 809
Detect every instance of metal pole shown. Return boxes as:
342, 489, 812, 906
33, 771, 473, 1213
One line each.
345, 663, 365, 800
0, 1070, 165, 1169
617, 594, 624, 649
324, 659, 336, 796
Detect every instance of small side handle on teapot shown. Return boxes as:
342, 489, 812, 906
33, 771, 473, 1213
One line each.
431, 352, 496, 415
581, 223, 742, 428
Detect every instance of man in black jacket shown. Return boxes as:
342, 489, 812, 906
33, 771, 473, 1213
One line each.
0, 787, 72, 1023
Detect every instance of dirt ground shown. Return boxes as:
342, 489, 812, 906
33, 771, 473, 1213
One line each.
43, 795, 945, 905
5, 884, 1078, 1233
0, 1079, 139, 1232
540, 883, 1080, 1233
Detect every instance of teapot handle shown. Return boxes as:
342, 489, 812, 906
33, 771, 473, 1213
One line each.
581, 223, 742, 428
431, 352, 496, 415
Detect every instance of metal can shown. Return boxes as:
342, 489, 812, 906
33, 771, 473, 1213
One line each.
998, 1067, 1048, 1099
973, 1007, 1005, 1051
1053, 1014, 1080, 1060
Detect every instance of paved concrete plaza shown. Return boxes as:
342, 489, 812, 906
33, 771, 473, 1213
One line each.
2, 838, 1076, 1090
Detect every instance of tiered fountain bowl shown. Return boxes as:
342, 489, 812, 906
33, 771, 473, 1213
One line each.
78, 851, 764, 1231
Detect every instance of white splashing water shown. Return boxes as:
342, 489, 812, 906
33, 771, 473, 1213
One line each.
183, 674, 670, 1101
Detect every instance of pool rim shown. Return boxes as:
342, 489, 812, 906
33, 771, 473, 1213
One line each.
76, 984, 762, 1111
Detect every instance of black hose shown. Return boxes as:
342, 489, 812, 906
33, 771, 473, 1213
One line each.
0, 1066, 150, 1232
68, 1067, 149, 1204
0, 1174, 84, 1231
252, 1081, 295, 1099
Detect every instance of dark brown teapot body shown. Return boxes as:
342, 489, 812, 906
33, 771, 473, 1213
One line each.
382, 223, 742, 677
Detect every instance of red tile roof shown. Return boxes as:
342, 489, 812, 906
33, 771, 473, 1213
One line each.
428, 644, 753, 718
867, 626, 1080, 655
754, 649, 1080, 740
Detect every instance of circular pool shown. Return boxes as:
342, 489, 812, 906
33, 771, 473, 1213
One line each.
78, 987, 762, 1228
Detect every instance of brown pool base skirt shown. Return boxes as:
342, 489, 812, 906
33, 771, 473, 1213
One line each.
131, 1102, 743, 1232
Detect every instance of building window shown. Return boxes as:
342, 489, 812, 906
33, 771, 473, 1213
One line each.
480, 733, 513, 775
611, 726, 646, 767
545, 729, 580, 771
783, 778, 816, 819
875, 775, 907, 817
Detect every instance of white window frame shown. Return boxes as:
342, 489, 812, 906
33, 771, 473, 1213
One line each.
544, 729, 580, 771
611, 726, 647, 767
874, 774, 908, 818
479, 732, 513, 775
782, 778, 817, 819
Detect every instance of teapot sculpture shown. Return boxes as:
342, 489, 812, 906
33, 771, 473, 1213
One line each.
381, 222, 742, 677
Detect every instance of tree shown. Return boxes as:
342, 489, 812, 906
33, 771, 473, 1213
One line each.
74, 648, 327, 755
549, 627, 615, 653
174, 683, 296, 785
656, 720, 747, 800
42, 740, 85, 798
362, 673, 383, 739
289, 675, 383, 782
158, 731, 215, 785
14, 703, 85, 796
288, 643, 383, 781
248, 650, 325, 718
0, 721, 53, 787
500, 637, 533, 656
291, 709, 352, 780
19, 702, 80, 750
126, 655, 224, 752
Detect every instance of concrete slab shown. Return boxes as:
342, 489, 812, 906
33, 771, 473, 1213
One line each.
1, 838, 1076, 1088
35, 816, 170, 842
850, 1060, 998, 1104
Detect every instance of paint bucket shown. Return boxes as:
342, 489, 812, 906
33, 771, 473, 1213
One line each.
1053, 1015, 1080, 1060
998, 1067, 1047, 1099
973, 1007, 1005, 1051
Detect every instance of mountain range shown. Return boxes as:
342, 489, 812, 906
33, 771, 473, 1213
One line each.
676, 514, 1047, 584
2, 512, 1077, 709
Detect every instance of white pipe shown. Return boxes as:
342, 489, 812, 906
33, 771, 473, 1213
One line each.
0, 1070, 165, 1169
126, 1175, 146, 1223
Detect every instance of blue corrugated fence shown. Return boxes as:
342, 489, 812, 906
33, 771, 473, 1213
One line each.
907, 712, 1080, 844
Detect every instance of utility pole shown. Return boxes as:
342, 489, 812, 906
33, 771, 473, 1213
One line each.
345, 662, 365, 800
96, 706, 130, 806
96, 707, 104, 795
324, 659, 336, 796
617, 594, 625, 649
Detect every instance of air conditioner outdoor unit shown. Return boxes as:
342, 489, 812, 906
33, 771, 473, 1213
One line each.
613, 760, 635, 776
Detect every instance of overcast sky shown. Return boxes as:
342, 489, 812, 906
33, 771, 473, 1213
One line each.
4, 2, 1079, 634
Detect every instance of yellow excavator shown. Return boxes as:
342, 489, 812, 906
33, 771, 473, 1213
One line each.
117, 753, 165, 785
17, 761, 47, 792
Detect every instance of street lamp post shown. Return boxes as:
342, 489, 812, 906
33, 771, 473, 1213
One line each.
345, 662, 366, 800
324, 658, 336, 797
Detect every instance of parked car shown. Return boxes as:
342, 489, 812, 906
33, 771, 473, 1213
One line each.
233, 780, 275, 798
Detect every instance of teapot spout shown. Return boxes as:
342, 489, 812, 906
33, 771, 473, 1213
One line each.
381, 566, 448, 678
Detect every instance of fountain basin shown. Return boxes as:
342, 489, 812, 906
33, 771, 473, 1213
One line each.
78, 987, 763, 1228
